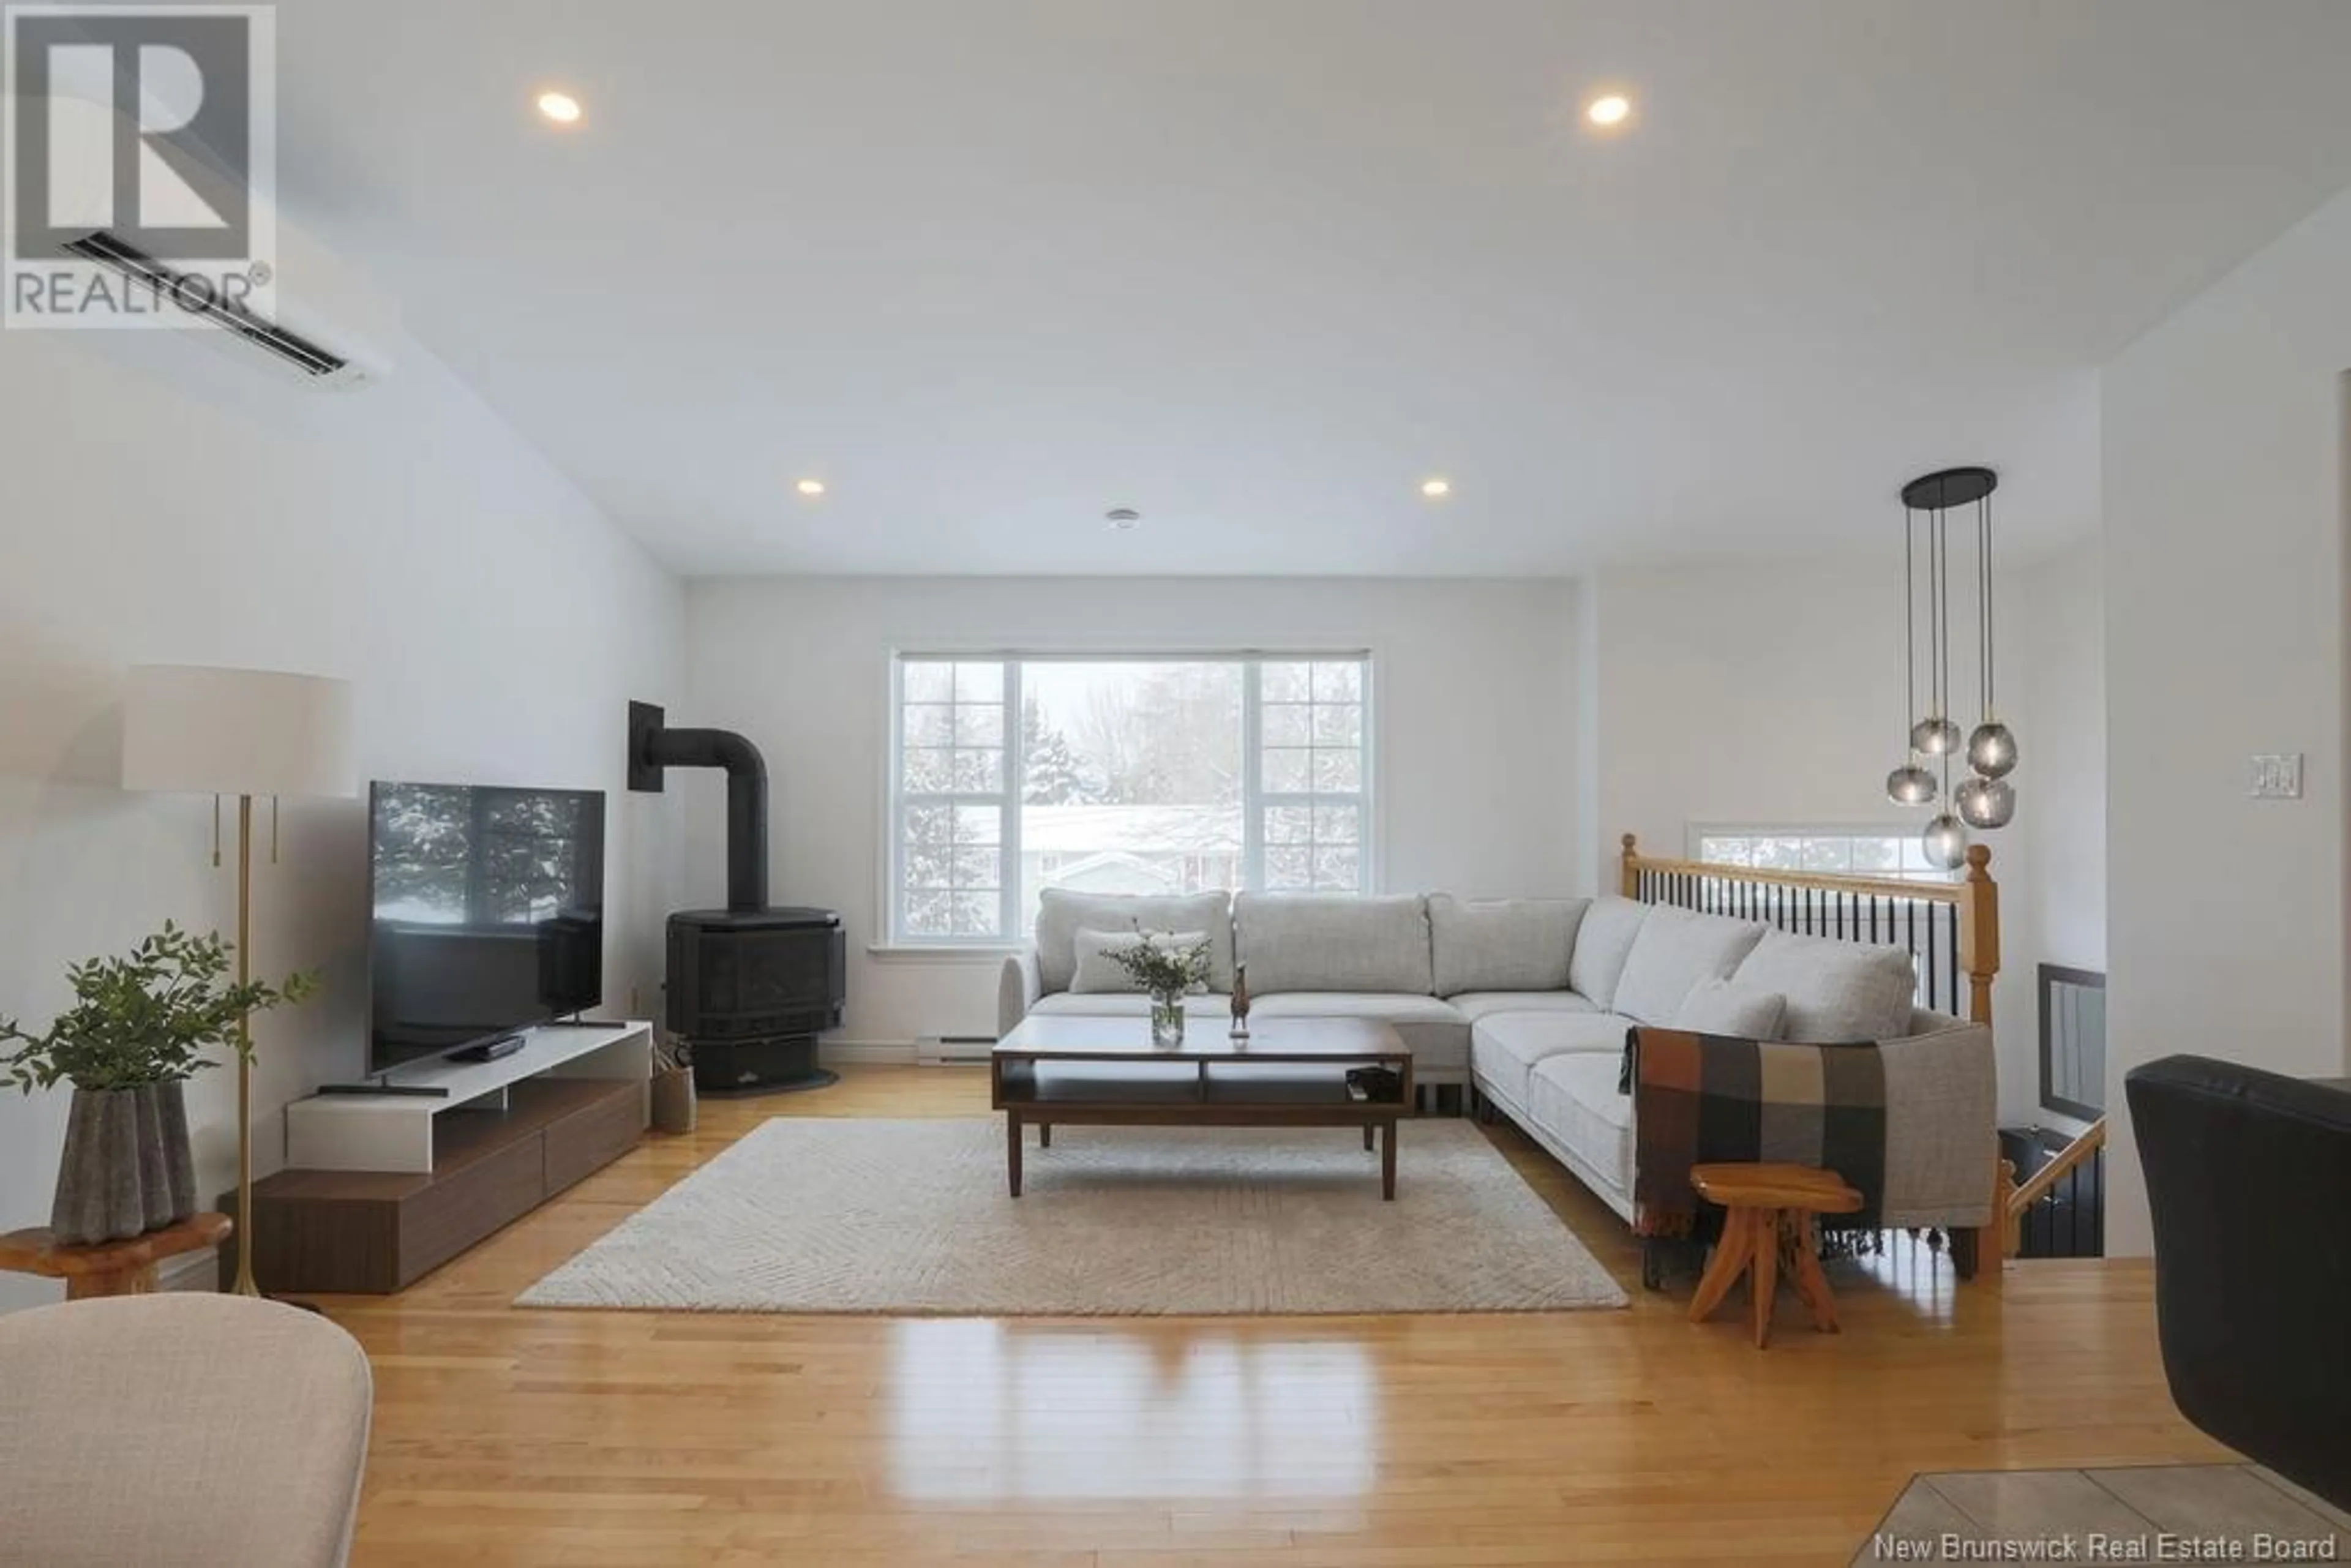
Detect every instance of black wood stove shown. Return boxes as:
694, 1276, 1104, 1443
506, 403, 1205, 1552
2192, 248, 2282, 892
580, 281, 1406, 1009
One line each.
629, 702, 845, 1094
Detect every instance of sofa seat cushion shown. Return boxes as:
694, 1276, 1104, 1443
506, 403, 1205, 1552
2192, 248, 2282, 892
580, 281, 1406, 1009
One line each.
1247, 991, 1469, 1073
1610, 906, 1768, 1026
1528, 1051, 1637, 1201
1728, 928, 1918, 1043
1565, 896, 1649, 1013
1447, 990, 1600, 1023
1427, 895, 1587, 996
1036, 888, 1235, 996
1029, 991, 1233, 1020
1471, 1011, 1634, 1108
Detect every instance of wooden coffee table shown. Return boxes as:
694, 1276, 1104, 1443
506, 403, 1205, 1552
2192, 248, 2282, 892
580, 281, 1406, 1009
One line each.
990, 1015, 1414, 1199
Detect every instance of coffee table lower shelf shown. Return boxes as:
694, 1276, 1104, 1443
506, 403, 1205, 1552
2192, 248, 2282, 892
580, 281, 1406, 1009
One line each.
989, 1024, 1414, 1200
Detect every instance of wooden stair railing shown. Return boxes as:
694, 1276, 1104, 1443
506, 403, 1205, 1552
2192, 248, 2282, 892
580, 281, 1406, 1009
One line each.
2001, 1117, 2106, 1256
1619, 834, 1998, 1027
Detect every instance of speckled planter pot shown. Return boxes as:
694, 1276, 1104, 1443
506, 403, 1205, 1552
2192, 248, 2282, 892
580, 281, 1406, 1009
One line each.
50, 1082, 198, 1245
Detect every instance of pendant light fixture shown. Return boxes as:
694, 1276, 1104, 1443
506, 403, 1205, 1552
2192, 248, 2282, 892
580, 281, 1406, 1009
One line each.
1886, 466, 2015, 863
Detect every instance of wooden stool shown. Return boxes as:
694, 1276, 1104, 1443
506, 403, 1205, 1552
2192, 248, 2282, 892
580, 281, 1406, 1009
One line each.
0, 1214, 233, 1302
1686, 1164, 1861, 1348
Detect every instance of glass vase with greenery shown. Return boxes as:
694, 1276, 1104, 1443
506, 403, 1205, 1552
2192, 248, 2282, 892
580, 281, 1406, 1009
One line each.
1, 923, 317, 1245
1106, 929, 1213, 1048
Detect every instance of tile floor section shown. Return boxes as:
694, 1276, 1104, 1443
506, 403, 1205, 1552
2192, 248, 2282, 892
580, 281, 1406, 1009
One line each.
1856, 1465, 2351, 1564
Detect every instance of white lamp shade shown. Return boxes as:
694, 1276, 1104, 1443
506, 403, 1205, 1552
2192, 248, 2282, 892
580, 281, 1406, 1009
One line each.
122, 665, 356, 798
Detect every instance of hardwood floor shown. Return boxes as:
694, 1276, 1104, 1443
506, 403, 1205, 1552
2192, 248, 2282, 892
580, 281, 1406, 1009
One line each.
324, 1066, 2222, 1567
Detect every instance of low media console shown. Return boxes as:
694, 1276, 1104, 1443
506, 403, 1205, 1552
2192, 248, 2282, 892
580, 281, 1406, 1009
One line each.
225, 1022, 652, 1295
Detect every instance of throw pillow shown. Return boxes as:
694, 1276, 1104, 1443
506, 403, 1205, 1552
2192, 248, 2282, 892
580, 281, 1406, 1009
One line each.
1674, 977, 1787, 1040
1729, 928, 1918, 1043
1070, 928, 1212, 994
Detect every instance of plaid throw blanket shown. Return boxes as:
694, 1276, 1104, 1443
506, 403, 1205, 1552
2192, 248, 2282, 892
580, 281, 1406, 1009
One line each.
1625, 1027, 1888, 1237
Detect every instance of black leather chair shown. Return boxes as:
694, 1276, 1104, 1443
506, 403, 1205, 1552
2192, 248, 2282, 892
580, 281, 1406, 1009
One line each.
2125, 1055, 2351, 1510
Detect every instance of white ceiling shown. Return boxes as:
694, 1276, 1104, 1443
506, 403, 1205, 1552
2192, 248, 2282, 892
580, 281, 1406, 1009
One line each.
277, 1, 2351, 577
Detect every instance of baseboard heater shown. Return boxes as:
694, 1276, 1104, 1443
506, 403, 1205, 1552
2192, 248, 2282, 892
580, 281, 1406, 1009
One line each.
919, 1034, 997, 1067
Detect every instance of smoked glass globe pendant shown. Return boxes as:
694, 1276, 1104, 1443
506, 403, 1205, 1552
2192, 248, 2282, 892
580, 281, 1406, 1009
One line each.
1967, 721, 2016, 779
1910, 716, 1961, 757
1922, 812, 1970, 871
1885, 763, 1937, 807
1955, 775, 2015, 830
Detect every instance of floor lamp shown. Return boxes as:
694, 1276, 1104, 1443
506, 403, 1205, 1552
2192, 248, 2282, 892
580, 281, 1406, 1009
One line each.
122, 665, 355, 1296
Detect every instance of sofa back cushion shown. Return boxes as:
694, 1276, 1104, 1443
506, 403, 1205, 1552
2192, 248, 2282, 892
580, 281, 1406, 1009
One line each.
1427, 895, 1586, 997
1036, 889, 1234, 996
1611, 906, 1769, 1026
1730, 928, 1918, 1043
1069, 928, 1213, 995
1566, 896, 1650, 1012
1234, 893, 1432, 994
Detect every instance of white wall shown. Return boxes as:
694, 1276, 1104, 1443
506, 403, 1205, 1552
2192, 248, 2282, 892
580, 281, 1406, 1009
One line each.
1586, 552, 2105, 1123
681, 576, 1580, 1045
1586, 558, 1946, 882
0, 315, 683, 1308
2014, 538, 2108, 977
2102, 182, 2351, 1256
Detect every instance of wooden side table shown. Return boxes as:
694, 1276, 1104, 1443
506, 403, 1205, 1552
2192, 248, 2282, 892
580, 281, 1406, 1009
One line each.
1685, 1163, 1862, 1348
0, 1213, 233, 1301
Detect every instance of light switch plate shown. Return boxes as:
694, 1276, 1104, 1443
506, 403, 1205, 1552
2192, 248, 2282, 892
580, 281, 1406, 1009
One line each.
2249, 753, 2304, 799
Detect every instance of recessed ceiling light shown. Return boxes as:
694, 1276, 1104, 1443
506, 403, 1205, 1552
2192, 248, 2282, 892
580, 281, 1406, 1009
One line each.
536, 91, 583, 126
1586, 94, 1632, 128
1419, 478, 1452, 499
795, 478, 826, 497
1105, 508, 1142, 531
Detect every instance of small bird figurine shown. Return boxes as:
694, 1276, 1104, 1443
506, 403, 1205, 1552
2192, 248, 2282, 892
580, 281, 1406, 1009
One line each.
1229, 962, 1251, 1041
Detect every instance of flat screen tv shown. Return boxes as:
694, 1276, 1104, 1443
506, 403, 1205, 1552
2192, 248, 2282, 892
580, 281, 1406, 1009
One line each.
367, 781, 606, 1076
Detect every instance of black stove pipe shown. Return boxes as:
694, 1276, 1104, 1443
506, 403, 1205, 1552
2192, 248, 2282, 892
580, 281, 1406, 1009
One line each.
628, 701, 768, 912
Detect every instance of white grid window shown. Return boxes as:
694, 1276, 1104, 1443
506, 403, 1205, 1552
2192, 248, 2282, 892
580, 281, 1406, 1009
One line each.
897, 661, 1012, 939
1258, 660, 1365, 893
890, 653, 1374, 943
1689, 826, 1959, 884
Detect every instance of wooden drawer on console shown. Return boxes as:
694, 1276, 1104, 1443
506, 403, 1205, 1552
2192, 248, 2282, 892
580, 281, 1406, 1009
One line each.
399, 1130, 548, 1283
544, 1081, 647, 1193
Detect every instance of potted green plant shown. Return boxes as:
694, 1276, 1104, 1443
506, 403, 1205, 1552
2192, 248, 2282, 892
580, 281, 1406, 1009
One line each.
1, 923, 316, 1246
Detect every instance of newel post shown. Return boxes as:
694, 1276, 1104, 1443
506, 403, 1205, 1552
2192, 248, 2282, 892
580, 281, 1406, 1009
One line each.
1957, 844, 2000, 1027
1619, 833, 1641, 899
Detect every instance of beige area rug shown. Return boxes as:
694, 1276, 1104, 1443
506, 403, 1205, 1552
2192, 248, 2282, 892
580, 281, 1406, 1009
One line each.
518, 1117, 1629, 1316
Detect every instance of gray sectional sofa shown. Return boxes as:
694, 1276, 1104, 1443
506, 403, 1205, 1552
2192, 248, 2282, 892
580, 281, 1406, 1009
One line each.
997, 888, 2000, 1235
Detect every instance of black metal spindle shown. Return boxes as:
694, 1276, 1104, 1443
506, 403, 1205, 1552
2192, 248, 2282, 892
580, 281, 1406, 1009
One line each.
1925, 905, 1941, 1010
1906, 901, 1919, 994
1946, 904, 1962, 1017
